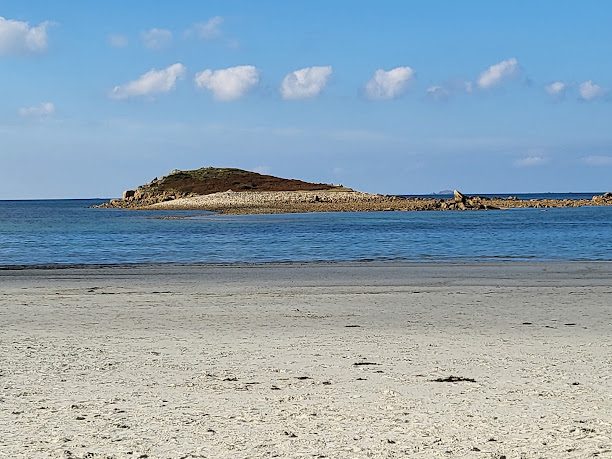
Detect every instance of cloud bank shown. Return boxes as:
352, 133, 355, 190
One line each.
477, 58, 519, 89
582, 155, 612, 166
579, 80, 605, 101
189, 16, 223, 40
280, 66, 333, 100
18, 102, 55, 117
0, 16, 51, 55
515, 155, 547, 167
141, 28, 172, 50
426, 85, 451, 101
108, 34, 128, 48
194, 65, 259, 101
545, 81, 567, 97
111, 63, 186, 100
365, 67, 414, 100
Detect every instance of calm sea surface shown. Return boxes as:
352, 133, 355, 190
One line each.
1, 196, 611, 266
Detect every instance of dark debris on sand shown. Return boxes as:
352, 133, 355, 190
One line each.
431, 376, 476, 383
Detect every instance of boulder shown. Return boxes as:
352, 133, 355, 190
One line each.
592, 192, 612, 204
453, 190, 467, 204
122, 190, 135, 200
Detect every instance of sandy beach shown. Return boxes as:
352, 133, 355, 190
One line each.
1, 262, 611, 458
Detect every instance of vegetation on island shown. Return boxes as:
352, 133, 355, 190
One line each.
103, 167, 345, 208
150, 167, 340, 195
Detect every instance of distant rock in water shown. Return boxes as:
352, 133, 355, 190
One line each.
437, 190, 499, 211
100, 167, 346, 208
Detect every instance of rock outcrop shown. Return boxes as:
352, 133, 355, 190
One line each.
437, 190, 499, 210
592, 192, 612, 205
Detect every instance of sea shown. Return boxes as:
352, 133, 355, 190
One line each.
1, 194, 611, 267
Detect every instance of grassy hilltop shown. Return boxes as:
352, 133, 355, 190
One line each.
148, 167, 339, 195
104, 167, 344, 207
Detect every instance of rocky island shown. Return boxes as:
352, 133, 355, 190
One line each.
99, 167, 612, 214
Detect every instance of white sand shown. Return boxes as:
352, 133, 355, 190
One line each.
1, 263, 611, 458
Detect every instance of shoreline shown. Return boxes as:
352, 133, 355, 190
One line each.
3, 258, 612, 272
100, 189, 612, 214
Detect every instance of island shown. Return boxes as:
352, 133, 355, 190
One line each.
98, 167, 612, 214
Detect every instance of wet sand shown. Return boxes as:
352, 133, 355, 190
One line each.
1, 263, 611, 458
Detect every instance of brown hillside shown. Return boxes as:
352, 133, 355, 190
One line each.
153, 167, 339, 195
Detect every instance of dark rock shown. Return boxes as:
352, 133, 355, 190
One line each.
432, 375, 476, 383
453, 190, 467, 204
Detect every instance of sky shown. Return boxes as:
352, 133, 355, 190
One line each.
1, 0, 611, 199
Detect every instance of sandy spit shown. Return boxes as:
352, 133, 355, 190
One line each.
145, 190, 416, 214
138, 190, 611, 214
1, 262, 611, 458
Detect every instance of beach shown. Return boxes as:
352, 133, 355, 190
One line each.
119, 189, 612, 214
1, 262, 611, 458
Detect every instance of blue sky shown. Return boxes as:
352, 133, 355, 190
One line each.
1, 0, 611, 198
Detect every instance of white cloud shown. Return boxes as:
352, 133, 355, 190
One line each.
0, 16, 51, 55
280, 66, 333, 100
189, 16, 223, 40
545, 81, 567, 97
111, 63, 186, 100
515, 155, 547, 167
108, 34, 128, 48
425, 80, 473, 100
426, 85, 450, 101
579, 80, 606, 101
141, 28, 172, 50
365, 66, 414, 100
18, 102, 55, 117
477, 58, 519, 89
194, 65, 259, 101
582, 155, 612, 166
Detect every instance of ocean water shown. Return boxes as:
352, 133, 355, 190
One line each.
0, 197, 611, 266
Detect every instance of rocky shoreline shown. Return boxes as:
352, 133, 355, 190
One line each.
99, 189, 612, 214
95, 167, 612, 214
